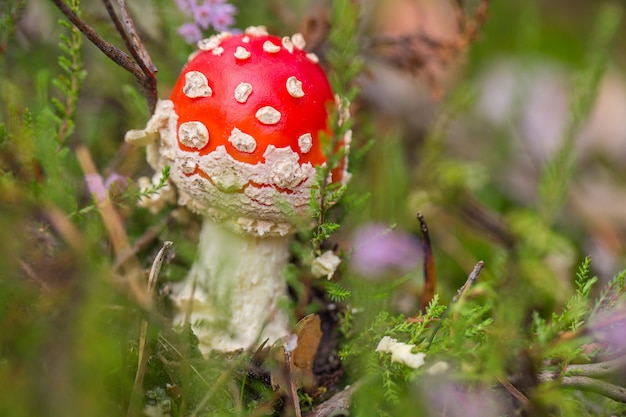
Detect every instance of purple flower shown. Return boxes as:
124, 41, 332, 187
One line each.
104, 173, 130, 195
350, 223, 422, 278
422, 379, 506, 417
210, 3, 236, 32
174, 0, 237, 43
590, 307, 626, 355
177, 22, 203, 43
192, 3, 214, 29
84, 173, 107, 202
175, 0, 195, 14
84, 173, 130, 201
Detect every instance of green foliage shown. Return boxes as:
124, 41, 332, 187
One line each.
52, 4, 87, 144
2, 1, 626, 416
327, 0, 363, 102
325, 281, 351, 303
0, 0, 24, 56
538, 3, 622, 222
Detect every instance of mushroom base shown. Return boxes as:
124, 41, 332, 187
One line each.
172, 218, 291, 355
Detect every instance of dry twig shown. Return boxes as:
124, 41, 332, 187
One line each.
417, 212, 436, 313
75, 145, 150, 309
49, 0, 158, 112
427, 260, 484, 347
127, 241, 173, 417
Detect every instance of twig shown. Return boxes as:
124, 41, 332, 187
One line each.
102, 0, 158, 110
127, 241, 174, 417
49, 0, 158, 112
565, 354, 626, 379
18, 258, 52, 292
49, 0, 142, 79
284, 349, 303, 417
417, 212, 436, 313
304, 383, 360, 417
75, 145, 150, 309
427, 261, 484, 347
450, 261, 484, 304
539, 372, 626, 403
43, 203, 84, 252
561, 376, 626, 403
459, 196, 515, 250
497, 377, 529, 406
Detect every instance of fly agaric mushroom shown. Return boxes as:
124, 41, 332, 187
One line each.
126, 26, 350, 355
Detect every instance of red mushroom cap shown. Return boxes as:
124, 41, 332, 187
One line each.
170, 29, 346, 175
147, 27, 350, 236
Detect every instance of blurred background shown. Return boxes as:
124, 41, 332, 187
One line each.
1, 0, 626, 415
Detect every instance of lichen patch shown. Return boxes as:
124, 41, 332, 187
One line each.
298, 133, 313, 153
234, 82, 253, 103
255, 106, 281, 125
183, 71, 212, 98
228, 128, 257, 153
286, 76, 305, 98
178, 121, 209, 149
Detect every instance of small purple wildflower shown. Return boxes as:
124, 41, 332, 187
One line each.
84, 173, 107, 202
210, 3, 236, 32
177, 22, 203, 44
350, 223, 422, 278
192, 3, 214, 29
174, 0, 237, 43
423, 379, 506, 417
590, 307, 626, 356
175, 0, 195, 14
104, 173, 130, 194
85, 172, 129, 202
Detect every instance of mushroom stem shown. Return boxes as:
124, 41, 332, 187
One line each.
172, 218, 291, 355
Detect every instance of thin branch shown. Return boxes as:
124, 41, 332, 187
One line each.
284, 349, 303, 417
127, 241, 174, 417
539, 372, 626, 403
114, 0, 157, 77
75, 145, 150, 309
561, 376, 626, 403
49, 0, 143, 80
497, 377, 529, 406
102, 0, 158, 110
451, 260, 484, 304
304, 383, 360, 417
49, 0, 158, 112
427, 261, 484, 347
565, 354, 626, 379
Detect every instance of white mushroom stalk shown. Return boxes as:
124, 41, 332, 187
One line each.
126, 26, 351, 355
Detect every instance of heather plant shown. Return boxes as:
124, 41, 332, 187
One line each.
2, 0, 626, 416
